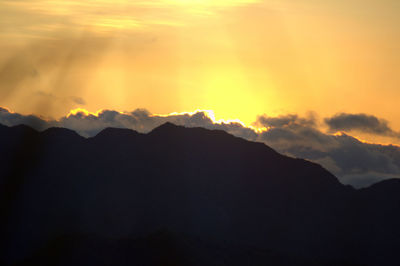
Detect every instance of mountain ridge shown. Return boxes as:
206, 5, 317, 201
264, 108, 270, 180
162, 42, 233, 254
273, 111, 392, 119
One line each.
0, 122, 399, 266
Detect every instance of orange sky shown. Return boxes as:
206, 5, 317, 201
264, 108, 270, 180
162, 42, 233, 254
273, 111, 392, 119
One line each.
0, 0, 399, 144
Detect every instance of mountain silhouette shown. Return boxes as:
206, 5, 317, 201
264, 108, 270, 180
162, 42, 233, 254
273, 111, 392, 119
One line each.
1, 123, 399, 266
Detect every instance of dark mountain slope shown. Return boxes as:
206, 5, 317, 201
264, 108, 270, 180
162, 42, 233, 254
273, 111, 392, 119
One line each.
15, 231, 362, 266
0, 123, 399, 266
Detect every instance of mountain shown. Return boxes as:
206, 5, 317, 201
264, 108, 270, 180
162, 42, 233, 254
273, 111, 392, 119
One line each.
0, 122, 399, 266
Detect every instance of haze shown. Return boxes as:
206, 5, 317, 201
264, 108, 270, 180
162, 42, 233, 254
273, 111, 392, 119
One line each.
0, 0, 399, 144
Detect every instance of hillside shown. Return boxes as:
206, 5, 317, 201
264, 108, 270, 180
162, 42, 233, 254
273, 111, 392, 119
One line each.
1, 123, 399, 266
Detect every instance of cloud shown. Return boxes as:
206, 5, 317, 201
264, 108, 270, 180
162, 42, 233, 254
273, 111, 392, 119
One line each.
70, 97, 86, 105
0, 0, 263, 37
0, 106, 399, 188
256, 113, 317, 128
256, 113, 338, 153
0, 53, 39, 100
0, 107, 55, 131
0, 32, 112, 118
58, 108, 258, 140
325, 113, 400, 138
35, 92, 86, 106
254, 113, 400, 188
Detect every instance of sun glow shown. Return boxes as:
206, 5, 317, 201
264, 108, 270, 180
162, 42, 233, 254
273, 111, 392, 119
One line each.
153, 109, 252, 127
160, 0, 261, 6
66, 107, 267, 133
1, 0, 400, 145
67, 108, 124, 118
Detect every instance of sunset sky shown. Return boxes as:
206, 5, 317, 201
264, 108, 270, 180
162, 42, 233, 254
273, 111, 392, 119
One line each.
0, 0, 399, 144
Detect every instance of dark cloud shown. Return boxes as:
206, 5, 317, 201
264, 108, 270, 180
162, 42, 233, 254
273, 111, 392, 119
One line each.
325, 113, 399, 137
0, 107, 55, 131
256, 117, 400, 188
254, 113, 400, 188
256, 113, 337, 153
256, 113, 316, 128
55, 109, 257, 140
0, 107, 399, 188
70, 96, 86, 105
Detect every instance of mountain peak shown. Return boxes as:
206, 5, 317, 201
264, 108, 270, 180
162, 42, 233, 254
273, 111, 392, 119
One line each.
362, 178, 400, 195
149, 122, 184, 135
150, 122, 231, 137
94, 127, 141, 139
41, 127, 82, 139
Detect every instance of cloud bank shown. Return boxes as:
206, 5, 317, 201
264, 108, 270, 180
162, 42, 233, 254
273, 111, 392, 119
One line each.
1, 107, 399, 188
325, 113, 400, 138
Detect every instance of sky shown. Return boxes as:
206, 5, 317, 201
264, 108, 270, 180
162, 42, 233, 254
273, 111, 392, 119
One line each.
0, 0, 400, 188
0, 0, 399, 146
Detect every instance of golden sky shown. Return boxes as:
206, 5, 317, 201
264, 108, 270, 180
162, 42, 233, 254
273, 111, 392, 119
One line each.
0, 0, 399, 143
